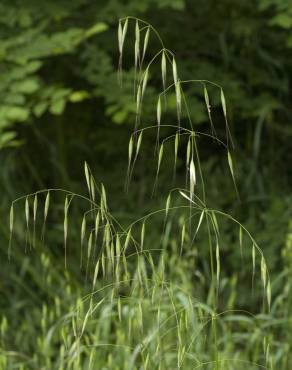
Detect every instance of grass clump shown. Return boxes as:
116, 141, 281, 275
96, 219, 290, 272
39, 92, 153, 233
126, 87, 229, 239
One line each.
2, 17, 291, 370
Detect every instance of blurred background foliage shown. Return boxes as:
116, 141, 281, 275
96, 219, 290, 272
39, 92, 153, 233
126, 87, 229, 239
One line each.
0, 0, 291, 366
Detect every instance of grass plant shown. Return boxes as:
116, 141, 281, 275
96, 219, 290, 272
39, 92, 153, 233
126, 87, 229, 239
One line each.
2, 18, 291, 370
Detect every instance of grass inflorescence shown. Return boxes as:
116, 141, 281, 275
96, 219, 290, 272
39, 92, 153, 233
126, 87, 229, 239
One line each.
3, 17, 291, 370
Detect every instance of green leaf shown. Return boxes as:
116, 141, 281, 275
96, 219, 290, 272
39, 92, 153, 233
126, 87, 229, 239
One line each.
11, 78, 39, 94
84, 22, 108, 38
69, 90, 90, 103
0, 132, 19, 148
5, 106, 29, 122
270, 13, 292, 29
33, 102, 48, 117
49, 99, 66, 115
112, 109, 128, 124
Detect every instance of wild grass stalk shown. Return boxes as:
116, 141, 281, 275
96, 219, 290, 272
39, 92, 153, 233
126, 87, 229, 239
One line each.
3, 17, 285, 370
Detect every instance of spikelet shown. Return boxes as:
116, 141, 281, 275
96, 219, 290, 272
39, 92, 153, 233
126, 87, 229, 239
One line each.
9, 204, 14, 236
80, 215, 86, 267
186, 137, 191, 167
194, 211, 205, 239
86, 231, 93, 279
101, 184, 107, 212
211, 211, 219, 234
134, 20, 140, 71
87, 232, 93, 261
165, 193, 171, 219
44, 192, 50, 223
118, 19, 125, 83
118, 20, 123, 54
157, 143, 164, 175
140, 223, 145, 251
172, 57, 178, 83
92, 260, 100, 289
216, 241, 220, 285
175, 80, 182, 123
141, 67, 149, 98
33, 194, 38, 223
161, 51, 167, 90
174, 132, 179, 169
90, 176, 95, 203
25, 196, 30, 229
157, 96, 161, 127
128, 136, 134, 163
63, 196, 69, 268
124, 228, 131, 253
204, 85, 211, 114
261, 255, 267, 290
33, 194, 38, 247
136, 84, 141, 113
84, 162, 91, 195
227, 151, 234, 180
220, 88, 227, 120
142, 27, 150, 61
136, 131, 143, 158
179, 191, 193, 203
118, 297, 122, 322
221, 88, 234, 147
267, 280, 271, 311
189, 159, 196, 199
41, 191, 50, 242
227, 151, 239, 196
94, 212, 100, 240
8, 204, 14, 259
180, 222, 185, 255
